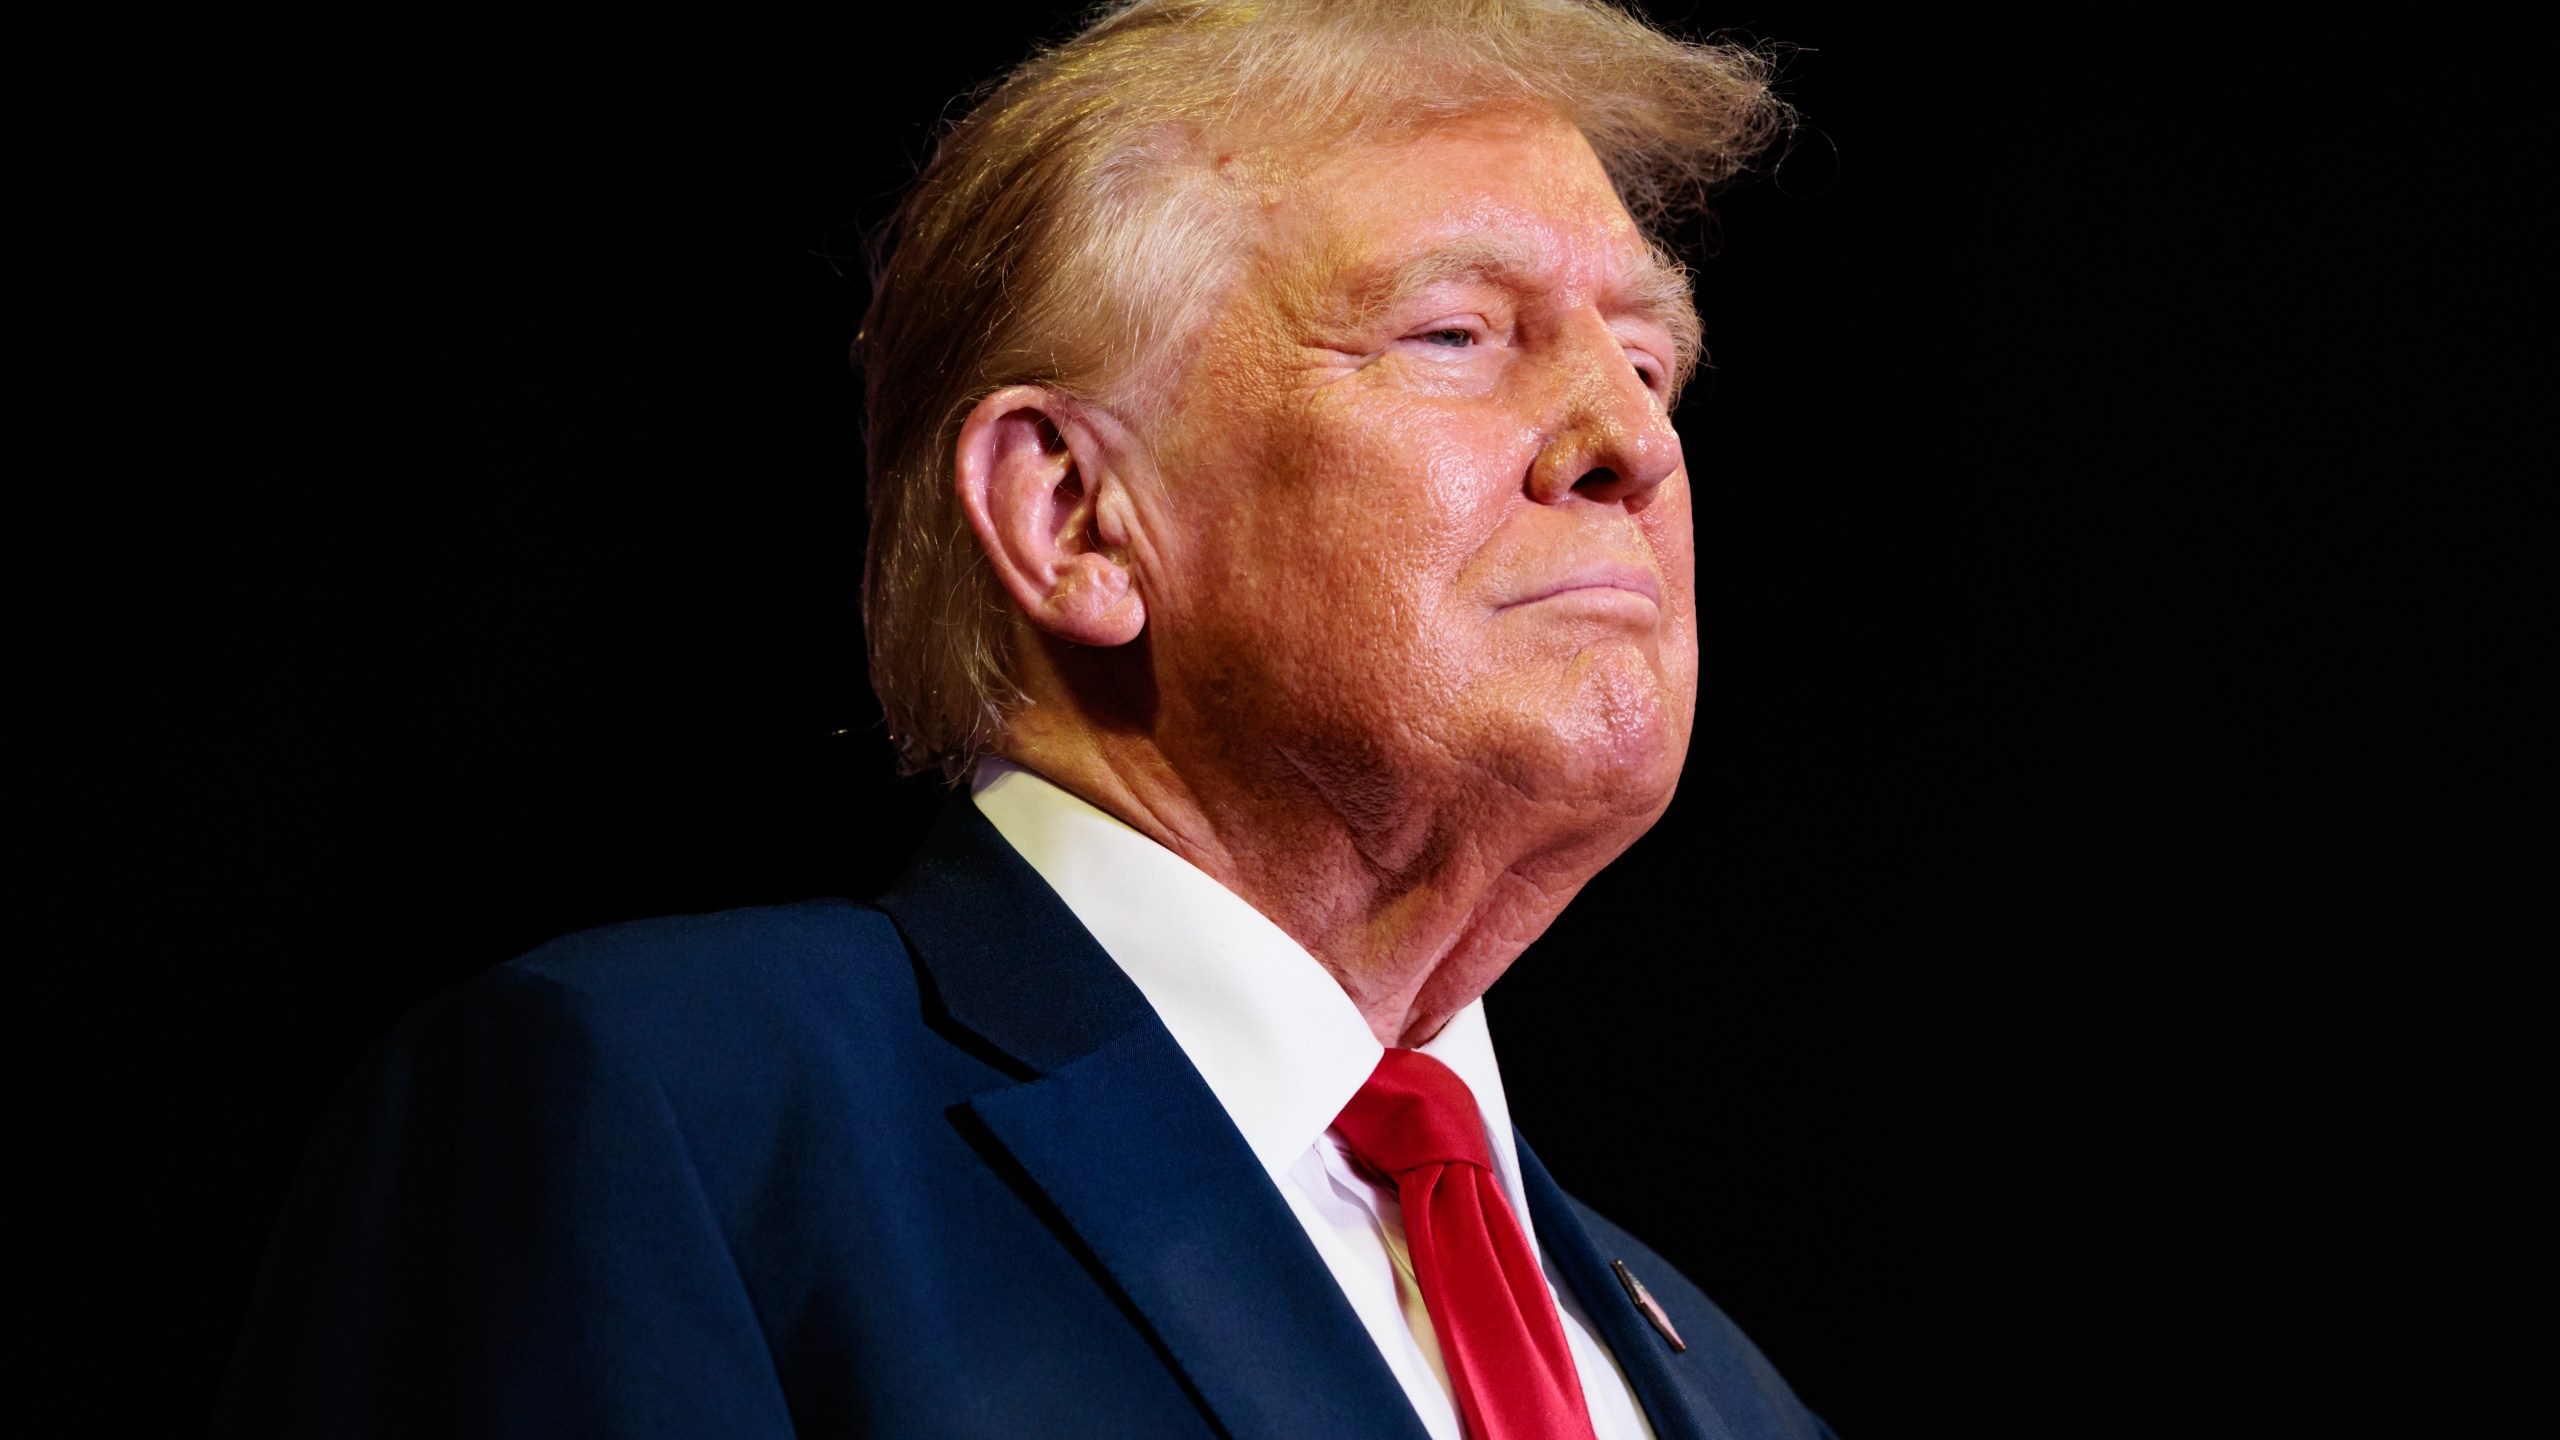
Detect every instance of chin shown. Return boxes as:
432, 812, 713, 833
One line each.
1481, 649, 1692, 821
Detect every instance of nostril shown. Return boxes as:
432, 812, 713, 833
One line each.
1575, 467, 1620, 492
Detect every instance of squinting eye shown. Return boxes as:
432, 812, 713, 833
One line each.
1422, 328, 1474, 348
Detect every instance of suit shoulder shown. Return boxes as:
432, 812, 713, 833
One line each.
443, 900, 920, 1062
1567, 1198, 1839, 1440
508, 898, 904, 995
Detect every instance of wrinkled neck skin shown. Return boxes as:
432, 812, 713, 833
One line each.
997, 631, 1667, 1049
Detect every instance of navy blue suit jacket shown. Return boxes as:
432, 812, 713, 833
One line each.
218, 797, 1834, 1438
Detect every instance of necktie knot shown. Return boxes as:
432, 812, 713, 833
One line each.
1333, 1047, 1495, 1178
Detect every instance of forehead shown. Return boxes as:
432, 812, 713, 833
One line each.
1261, 108, 1654, 308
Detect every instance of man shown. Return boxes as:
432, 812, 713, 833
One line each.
219, 2, 1835, 1436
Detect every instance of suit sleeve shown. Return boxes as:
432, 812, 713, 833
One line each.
213, 966, 796, 1439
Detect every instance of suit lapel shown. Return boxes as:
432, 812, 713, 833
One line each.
875, 794, 1156, 1073
1519, 1137, 1740, 1440
972, 1026, 1432, 1440
878, 797, 1427, 1440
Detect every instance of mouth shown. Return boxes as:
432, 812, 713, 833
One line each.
1502, 558, 1663, 611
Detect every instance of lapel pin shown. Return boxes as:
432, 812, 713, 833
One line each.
1611, 1259, 1688, 1352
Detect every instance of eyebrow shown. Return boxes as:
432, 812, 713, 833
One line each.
1616, 249, 1705, 383
1333, 235, 1549, 328
1317, 234, 1703, 376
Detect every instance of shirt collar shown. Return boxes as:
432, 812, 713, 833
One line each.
971, 760, 1528, 1212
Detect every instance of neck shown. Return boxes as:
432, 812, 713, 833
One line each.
998, 706, 1634, 1048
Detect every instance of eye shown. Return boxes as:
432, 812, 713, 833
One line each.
1421, 327, 1475, 348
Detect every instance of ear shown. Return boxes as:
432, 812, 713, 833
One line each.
953, 385, 1147, 648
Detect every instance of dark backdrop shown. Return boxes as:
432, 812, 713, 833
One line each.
26, 5, 2552, 1435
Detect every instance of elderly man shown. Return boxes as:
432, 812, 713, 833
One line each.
219, 2, 1833, 1437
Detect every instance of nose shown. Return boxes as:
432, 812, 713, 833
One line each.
1524, 319, 1683, 508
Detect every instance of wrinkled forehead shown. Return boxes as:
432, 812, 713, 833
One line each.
1245, 109, 1677, 328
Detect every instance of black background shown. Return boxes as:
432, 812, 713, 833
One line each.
24, 5, 2553, 1435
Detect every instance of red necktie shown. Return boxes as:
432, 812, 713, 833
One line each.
1333, 1049, 1599, 1440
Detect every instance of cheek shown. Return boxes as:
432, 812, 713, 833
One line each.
1269, 395, 1516, 615
1642, 477, 1702, 707
1144, 410, 1443, 683
1643, 474, 1699, 611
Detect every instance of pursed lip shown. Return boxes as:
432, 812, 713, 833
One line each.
1501, 557, 1663, 610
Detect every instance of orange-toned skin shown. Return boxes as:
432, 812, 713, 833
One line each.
955, 109, 1697, 1048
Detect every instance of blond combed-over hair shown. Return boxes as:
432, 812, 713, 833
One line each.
858, 0, 1788, 780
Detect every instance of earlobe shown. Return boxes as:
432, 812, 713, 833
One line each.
953, 386, 1148, 648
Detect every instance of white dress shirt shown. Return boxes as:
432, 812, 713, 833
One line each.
972, 760, 1657, 1440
